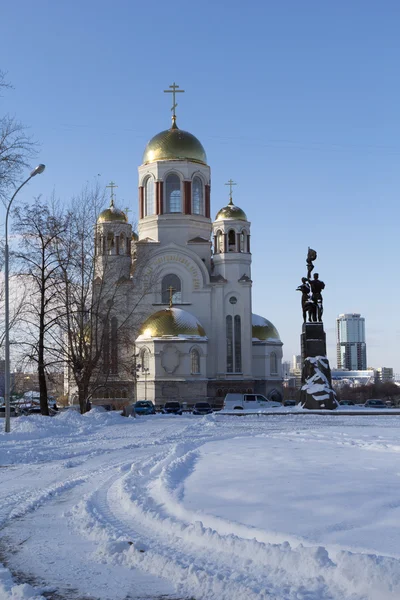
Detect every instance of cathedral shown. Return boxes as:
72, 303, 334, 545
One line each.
90, 87, 283, 407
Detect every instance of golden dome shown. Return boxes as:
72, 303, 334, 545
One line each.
132, 231, 138, 241
252, 313, 281, 341
98, 200, 127, 223
142, 121, 207, 165
138, 307, 206, 338
215, 199, 247, 221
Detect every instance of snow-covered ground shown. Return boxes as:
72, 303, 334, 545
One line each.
1, 410, 400, 600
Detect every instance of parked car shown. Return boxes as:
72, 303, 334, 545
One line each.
283, 400, 296, 407
192, 402, 213, 415
364, 399, 387, 409
339, 400, 355, 406
162, 401, 183, 415
0, 405, 19, 418
224, 393, 281, 410
134, 401, 156, 415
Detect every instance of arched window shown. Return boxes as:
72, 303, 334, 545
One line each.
217, 230, 224, 253
107, 233, 115, 255
270, 352, 278, 375
165, 174, 181, 213
161, 274, 182, 304
228, 229, 236, 252
226, 315, 233, 373
240, 231, 246, 252
119, 233, 125, 255
140, 348, 149, 371
191, 349, 200, 374
234, 315, 242, 373
192, 177, 204, 215
145, 177, 155, 216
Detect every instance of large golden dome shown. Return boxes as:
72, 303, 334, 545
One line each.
138, 307, 206, 339
215, 199, 247, 222
142, 121, 207, 165
97, 200, 127, 223
252, 314, 281, 341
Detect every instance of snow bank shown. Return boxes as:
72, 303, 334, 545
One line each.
0, 564, 45, 599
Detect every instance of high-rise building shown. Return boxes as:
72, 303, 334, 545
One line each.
336, 313, 367, 370
374, 367, 394, 383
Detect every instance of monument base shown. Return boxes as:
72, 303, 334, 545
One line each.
299, 323, 338, 410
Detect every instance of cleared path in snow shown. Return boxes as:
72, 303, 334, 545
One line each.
1, 410, 400, 599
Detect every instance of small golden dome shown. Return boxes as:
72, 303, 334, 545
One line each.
142, 121, 207, 165
252, 313, 281, 341
138, 307, 206, 338
215, 199, 247, 222
132, 231, 138, 241
98, 200, 127, 223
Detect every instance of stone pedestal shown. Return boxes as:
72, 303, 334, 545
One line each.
299, 322, 337, 410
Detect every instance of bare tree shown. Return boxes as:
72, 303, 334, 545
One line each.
0, 71, 38, 203
52, 185, 157, 413
12, 197, 67, 415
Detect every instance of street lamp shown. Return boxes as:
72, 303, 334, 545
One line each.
4, 164, 45, 433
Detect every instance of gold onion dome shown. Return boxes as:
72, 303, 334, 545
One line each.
97, 200, 127, 223
252, 313, 281, 341
138, 307, 206, 339
132, 231, 139, 241
142, 120, 207, 165
215, 199, 247, 222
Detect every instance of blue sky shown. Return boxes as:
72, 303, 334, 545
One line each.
1, 0, 399, 374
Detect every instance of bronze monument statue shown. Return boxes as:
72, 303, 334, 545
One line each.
297, 247, 325, 323
297, 247, 337, 410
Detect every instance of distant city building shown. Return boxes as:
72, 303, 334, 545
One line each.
282, 361, 291, 379
292, 354, 302, 372
331, 369, 375, 387
336, 313, 367, 370
375, 367, 394, 383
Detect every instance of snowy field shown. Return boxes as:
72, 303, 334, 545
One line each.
1, 411, 400, 600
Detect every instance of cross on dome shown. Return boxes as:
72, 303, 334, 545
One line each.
225, 179, 237, 204
106, 181, 118, 207
164, 82, 185, 126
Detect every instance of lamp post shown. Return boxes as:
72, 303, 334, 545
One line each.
4, 164, 45, 433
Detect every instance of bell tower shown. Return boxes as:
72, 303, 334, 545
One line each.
137, 83, 212, 254
94, 181, 132, 283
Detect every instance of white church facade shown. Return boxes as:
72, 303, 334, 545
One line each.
90, 96, 283, 407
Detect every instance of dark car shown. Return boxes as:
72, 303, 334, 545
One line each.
339, 400, 355, 406
134, 401, 156, 415
364, 399, 387, 409
283, 400, 296, 407
192, 402, 213, 415
0, 405, 19, 418
162, 401, 182, 415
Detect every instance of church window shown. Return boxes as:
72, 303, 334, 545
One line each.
165, 174, 181, 213
226, 315, 233, 373
217, 230, 224, 253
107, 233, 115, 255
191, 349, 200, 374
240, 231, 246, 252
140, 348, 150, 371
119, 233, 125, 254
234, 315, 242, 373
228, 229, 236, 252
145, 177, 155, 216
270, 352, 278, 375
192, 177, 204, 215
161, 274, 182, 304
110, 317, 118, 374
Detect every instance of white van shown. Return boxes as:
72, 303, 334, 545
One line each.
223, 393, 281, 411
